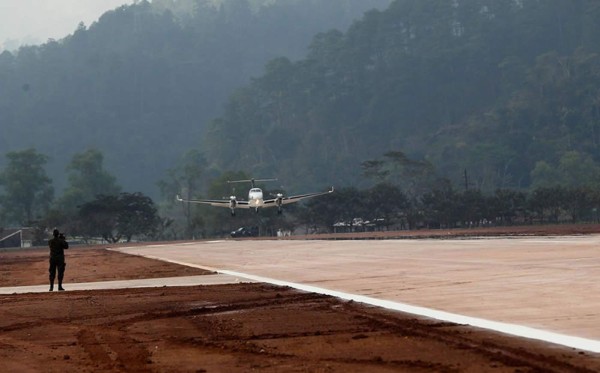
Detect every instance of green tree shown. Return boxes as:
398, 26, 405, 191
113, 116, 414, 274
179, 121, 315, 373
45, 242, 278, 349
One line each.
77, 192, 159, 243
0, 148, 54, 225
300, 187, 364, 233
489, 189, 527, 225
61, 148, 121, 210
117, 192, 161, 242
77, 194, 120, 243
420, 185, 460, 229
456, 189, 488, 227
527, 186, 567, 223
530, 160, 561, 189
562, 187, 594, 223
557, 151, 600, 187
45, 149, 120, 232
364, 182, 409, 229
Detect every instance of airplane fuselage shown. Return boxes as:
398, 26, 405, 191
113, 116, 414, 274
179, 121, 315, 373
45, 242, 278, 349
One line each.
248, 188, 264, 209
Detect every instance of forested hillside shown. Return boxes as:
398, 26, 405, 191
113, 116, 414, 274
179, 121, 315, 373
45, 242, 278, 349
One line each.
206, 0, 600, 192
6, 0, 600, 238
0, 0, 391, 196
4, 0, 600, 228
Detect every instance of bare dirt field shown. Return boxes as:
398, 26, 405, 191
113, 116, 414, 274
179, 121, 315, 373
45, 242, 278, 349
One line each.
1, 225, 600, 372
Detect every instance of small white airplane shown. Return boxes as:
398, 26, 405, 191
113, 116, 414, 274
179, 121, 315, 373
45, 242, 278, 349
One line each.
176, 178, 334, 216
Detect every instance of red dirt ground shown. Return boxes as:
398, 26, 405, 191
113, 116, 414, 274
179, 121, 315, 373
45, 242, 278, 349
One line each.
1, 225, 600, 372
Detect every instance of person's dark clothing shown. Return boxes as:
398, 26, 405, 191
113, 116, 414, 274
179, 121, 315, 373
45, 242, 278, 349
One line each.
49, 236, 68, 259
48, 233, 69, 291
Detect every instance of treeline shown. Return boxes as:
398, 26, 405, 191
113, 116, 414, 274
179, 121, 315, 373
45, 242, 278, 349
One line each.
294, 150, 600, 234
2, 147, 599, 242
0, 0, 391, 196
162, 150, 600, 238
300, 184, 600, 234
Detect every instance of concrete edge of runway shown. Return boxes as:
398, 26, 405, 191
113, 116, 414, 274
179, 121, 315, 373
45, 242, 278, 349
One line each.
0, 274, 255, 295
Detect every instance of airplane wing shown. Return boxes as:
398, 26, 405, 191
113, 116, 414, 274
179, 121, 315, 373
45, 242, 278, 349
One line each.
263, 187, 334, 206
176, 195, 251, 208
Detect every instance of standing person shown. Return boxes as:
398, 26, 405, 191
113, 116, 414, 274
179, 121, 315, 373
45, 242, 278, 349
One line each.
48, 229, 69, 291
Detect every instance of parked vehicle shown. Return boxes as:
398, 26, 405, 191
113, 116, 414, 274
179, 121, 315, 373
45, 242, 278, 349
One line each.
230, 226, 259, 238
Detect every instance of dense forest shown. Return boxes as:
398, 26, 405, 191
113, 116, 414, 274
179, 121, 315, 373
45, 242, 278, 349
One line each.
206, 0, 600, 193
4, 0, 600, 239
0, 0, 391, 196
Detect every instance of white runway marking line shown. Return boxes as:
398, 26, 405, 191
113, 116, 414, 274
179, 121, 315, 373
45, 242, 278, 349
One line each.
110, 249, 600, 354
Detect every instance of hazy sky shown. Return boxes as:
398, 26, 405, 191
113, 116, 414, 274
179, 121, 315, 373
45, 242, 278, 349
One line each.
0, 0, 134, 51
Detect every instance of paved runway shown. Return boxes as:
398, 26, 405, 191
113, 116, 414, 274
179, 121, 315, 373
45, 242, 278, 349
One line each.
114, 236, 600, 352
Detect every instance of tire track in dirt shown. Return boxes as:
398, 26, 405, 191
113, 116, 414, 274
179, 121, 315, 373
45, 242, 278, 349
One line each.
77, 327, 151, 372
166, 295, 462, 372
0, 320, 44, 332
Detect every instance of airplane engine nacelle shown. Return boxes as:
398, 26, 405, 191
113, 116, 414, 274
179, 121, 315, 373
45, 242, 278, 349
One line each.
229, 196, 238, 216
275, 193, 284, 207
275, 193, 284, 214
